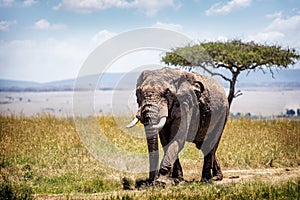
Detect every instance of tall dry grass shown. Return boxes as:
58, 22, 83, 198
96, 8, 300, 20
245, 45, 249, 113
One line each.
0, 114, 299, 195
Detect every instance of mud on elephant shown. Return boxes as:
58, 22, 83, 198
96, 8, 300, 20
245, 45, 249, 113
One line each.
127, 67, 229, 185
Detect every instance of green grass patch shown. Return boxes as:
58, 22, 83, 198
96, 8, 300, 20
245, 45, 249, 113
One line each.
219, 118, 300, 169
108, 178, 300, 200
0, 114, 299, 196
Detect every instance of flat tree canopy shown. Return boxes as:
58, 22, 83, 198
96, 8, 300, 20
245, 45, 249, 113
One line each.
162, 40, 300, 107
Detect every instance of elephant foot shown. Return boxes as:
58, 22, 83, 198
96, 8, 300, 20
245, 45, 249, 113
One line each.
200, 178, 213, 184
200, 174, 222, 183
135, 178, 155, 189
134, 175, 171, 189
201, 170, 212, 183
212, 173, 223, 181
212, 158, 223, 181
174, 178, 187, 186
155, 174, 174, 188
155, 174, 186, 187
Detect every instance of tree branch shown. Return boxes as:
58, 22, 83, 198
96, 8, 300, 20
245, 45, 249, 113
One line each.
268, 67, 275, 79
234, 90, 243, 98
196, 64, 232, 82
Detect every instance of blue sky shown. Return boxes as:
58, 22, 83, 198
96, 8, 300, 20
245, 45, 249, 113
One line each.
0, 0, 300, 82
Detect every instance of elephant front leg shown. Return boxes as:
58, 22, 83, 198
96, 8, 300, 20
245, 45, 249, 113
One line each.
156, 103, 190, 186
159, 119, 186, 178
159, 129, 184, 180
156, 138, 186, 187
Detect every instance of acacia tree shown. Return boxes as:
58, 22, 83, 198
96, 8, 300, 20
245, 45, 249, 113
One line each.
162, 40, 300, 107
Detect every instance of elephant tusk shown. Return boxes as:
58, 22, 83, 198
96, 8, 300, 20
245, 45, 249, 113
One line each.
151, 117, 167, 129
126, 117, 139, 128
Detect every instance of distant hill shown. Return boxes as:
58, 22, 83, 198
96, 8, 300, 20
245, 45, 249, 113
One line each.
204, 68, 300, 89
0, 79, 41, 88
0, 72, 139, 92
0, 69, 299, 92
236, 68, 300, 88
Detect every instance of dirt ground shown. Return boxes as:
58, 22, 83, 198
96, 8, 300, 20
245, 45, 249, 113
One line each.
217, 167, 300, 184
34, 167, 300, 200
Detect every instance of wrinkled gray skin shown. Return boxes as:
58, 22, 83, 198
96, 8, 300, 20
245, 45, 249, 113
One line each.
128, 67, 229, 184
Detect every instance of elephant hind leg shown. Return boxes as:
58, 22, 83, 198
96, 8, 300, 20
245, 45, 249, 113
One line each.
172, 159, 183, 180
201, 152, 223, 182
200, 112, 226, 182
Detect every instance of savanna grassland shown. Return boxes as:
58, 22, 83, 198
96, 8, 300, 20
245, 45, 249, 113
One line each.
0, 114, 299, 199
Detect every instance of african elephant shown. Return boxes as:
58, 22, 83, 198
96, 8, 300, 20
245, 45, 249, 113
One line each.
127, 67, 228, 184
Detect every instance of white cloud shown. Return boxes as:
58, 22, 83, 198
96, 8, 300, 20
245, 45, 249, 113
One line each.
248, 31, 285, 42
151, 21, 183, 31
0, 0, 14, 7
265, 11, 282, 19
54, 0, 179, 16
23, 0, 37, 7
53, 0, 129, 13
129, 0, 179, 17
265, 13, 300, 35
0, 38, 90, 82
205, 0, 251, 16
216, 36, 228, 42
0, 29, 119, 82
0, 0, 37, 7
32, 19, 67, 31
248, 13, 300, 44
91, 29, 116, 46
0, 20, 16, 31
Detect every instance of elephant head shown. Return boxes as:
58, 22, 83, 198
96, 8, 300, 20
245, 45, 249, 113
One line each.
127, 68, 200, 182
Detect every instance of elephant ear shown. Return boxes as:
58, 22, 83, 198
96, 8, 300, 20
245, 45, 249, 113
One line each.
136, 87, 142, 106
176, 80, 199, 112
183, 72, 205, 99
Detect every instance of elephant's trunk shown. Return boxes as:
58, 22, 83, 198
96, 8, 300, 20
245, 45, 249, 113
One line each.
145, 128, 159, 182
144, 115, 166, 182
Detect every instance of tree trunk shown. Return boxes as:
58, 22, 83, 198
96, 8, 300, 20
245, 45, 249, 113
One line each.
227, 72, 239, 108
